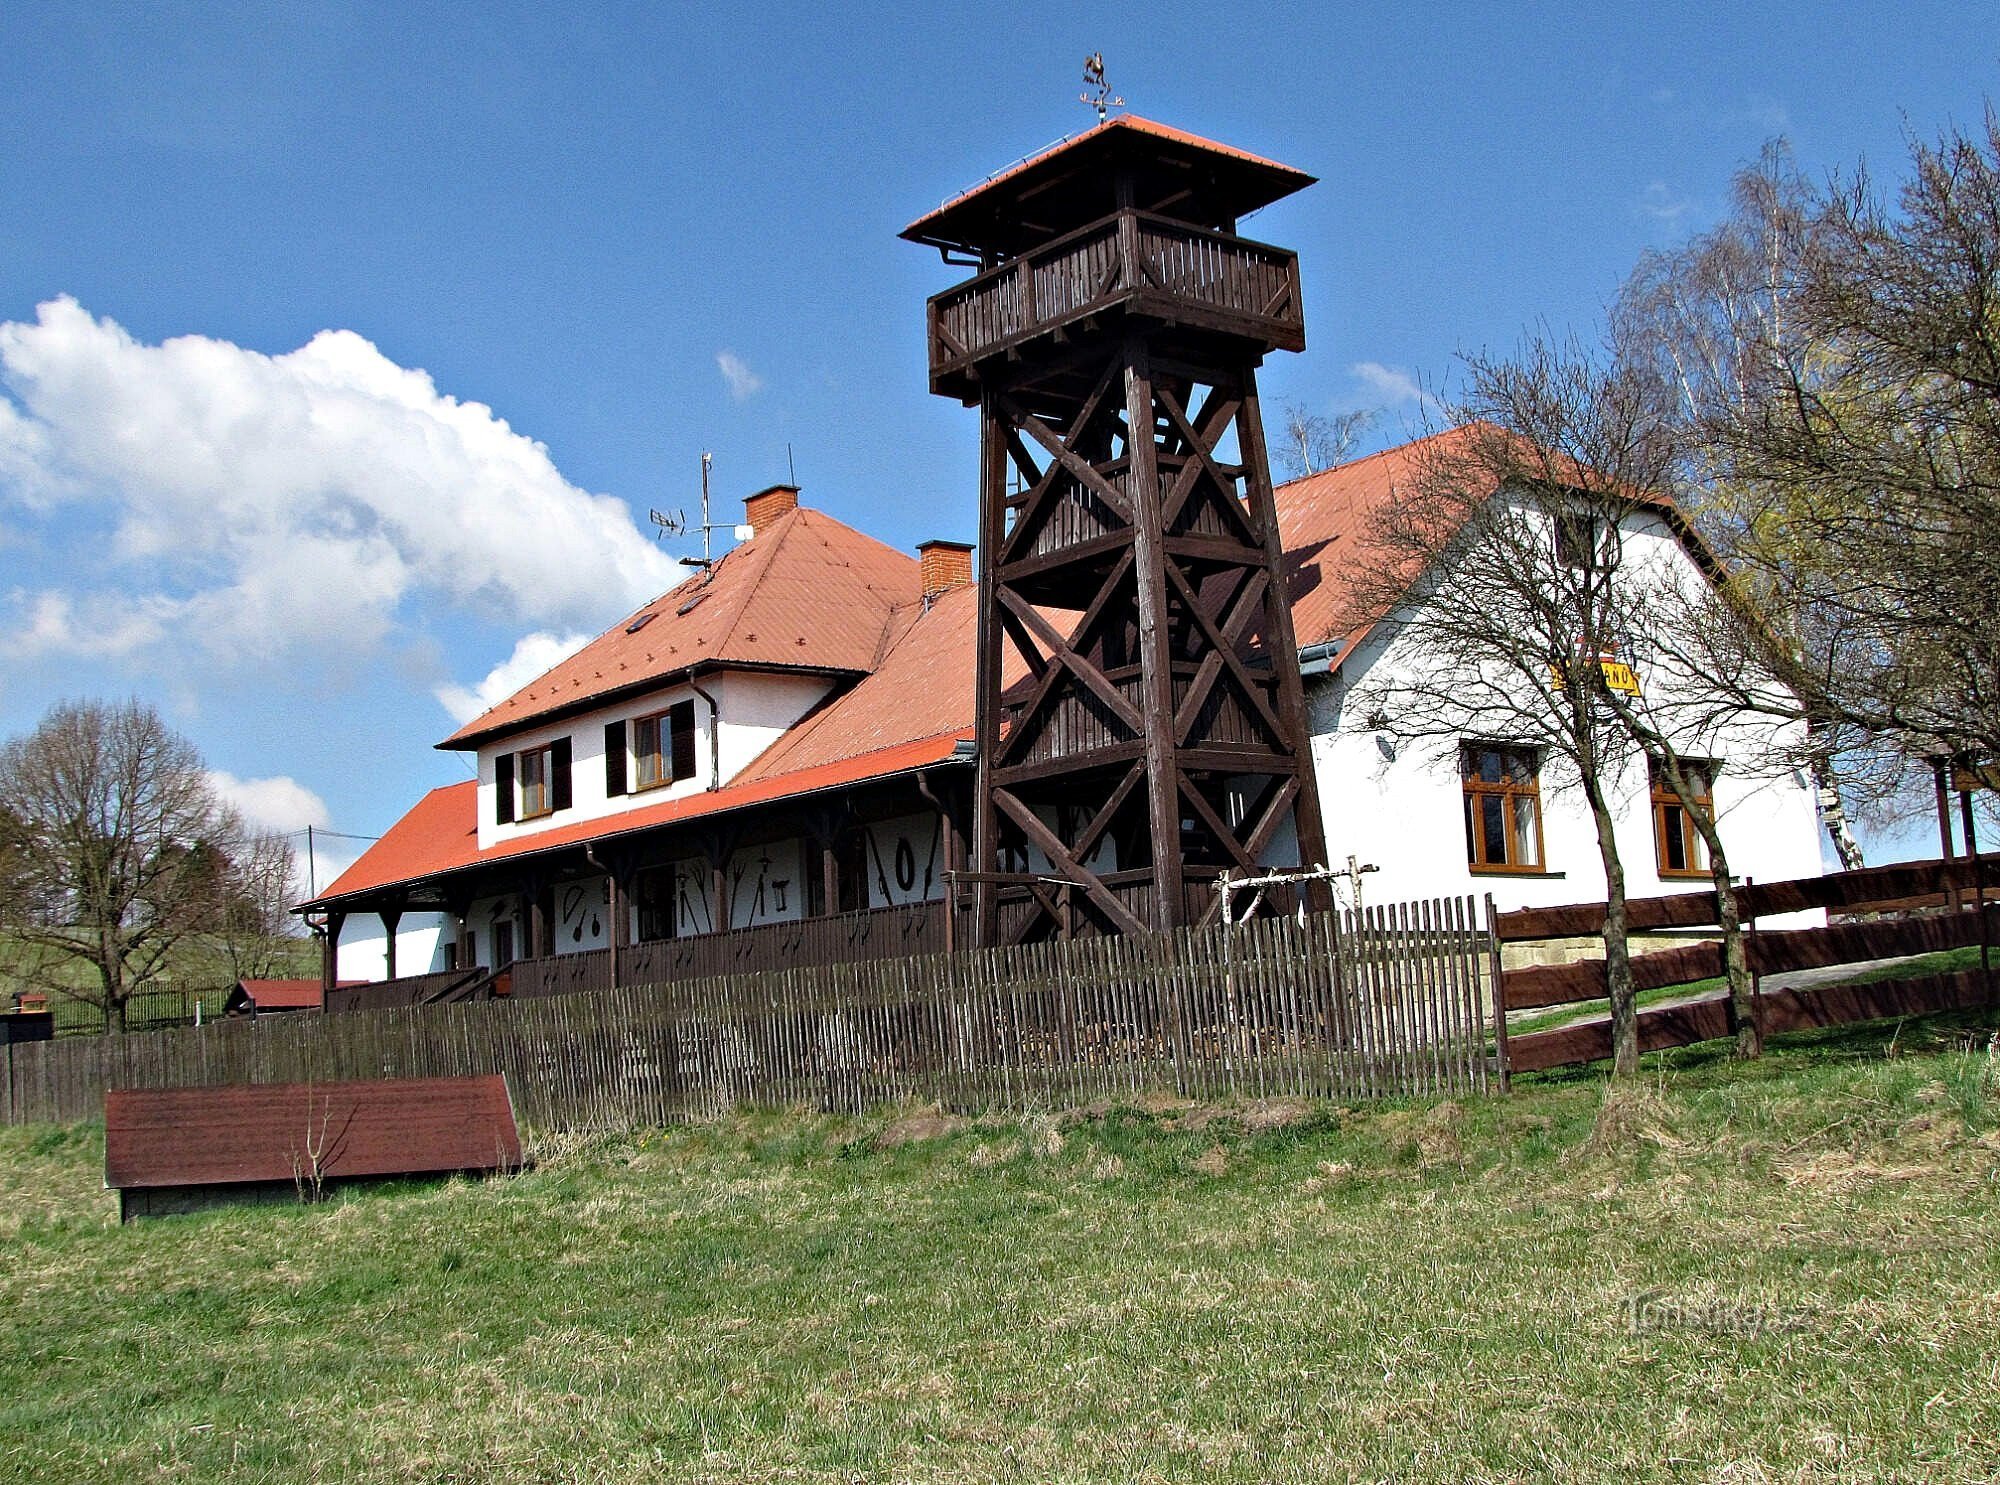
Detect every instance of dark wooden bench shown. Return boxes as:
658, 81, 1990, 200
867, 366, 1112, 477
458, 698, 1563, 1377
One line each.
104, 1075, 521, 1221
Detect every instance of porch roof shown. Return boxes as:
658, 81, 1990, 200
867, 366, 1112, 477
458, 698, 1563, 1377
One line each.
303, 728, 972, 911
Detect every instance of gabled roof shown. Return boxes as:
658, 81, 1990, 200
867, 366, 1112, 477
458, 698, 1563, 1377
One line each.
440, 505, 923, 749
737, 586, 988, 782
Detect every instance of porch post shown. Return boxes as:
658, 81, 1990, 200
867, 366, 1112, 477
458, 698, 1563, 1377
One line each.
380, 905, 403, 981
321, 910, 346, 995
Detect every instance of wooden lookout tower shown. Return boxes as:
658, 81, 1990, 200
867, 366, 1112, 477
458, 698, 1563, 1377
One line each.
904, 116, 1332, 944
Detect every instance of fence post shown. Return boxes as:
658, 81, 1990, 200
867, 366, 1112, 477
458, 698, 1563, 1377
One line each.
1485, 893, 1510, 1094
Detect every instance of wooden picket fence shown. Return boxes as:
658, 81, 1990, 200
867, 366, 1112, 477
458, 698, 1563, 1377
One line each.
0, 898, 1492, 1128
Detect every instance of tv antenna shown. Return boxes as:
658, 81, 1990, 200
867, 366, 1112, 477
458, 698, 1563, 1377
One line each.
649, 452, 753, 582
1080, 53, 1123, 123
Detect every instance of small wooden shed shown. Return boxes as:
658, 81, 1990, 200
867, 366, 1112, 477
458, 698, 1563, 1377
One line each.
104, 1075, 522, 1221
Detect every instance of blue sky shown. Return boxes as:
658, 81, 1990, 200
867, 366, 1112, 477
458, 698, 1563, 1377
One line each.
1, 2, 1992, 879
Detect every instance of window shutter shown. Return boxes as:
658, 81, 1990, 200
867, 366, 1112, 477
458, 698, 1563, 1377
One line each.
494, 752, 515, 825
670, 699, 697, 781
604, 720, 628, 797
550, 737, 573, 812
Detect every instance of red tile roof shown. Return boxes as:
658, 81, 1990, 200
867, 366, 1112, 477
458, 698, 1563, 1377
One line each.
233, 978, 327, 1010
441, 505, 923, 748
320, 428, 1641, 910
310, 729, 971, 907
903, 115, 1313, 249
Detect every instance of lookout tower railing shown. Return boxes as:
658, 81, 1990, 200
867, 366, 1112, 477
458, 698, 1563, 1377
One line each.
926, 210, 1304, 399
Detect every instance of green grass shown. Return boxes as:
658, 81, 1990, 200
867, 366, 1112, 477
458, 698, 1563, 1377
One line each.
3, 1011, 1999, 1482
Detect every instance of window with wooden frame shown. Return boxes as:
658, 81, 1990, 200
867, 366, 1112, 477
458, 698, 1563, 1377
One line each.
1461, 743, 1545, 872
494, 737, 571, 824
1651, 757, 1716, 878
1554, 509, 1621, 571
628, 699, 698, 792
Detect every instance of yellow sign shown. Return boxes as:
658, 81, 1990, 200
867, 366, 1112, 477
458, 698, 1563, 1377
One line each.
1548, 657, 1643, 696
1950, 760, 2000, 792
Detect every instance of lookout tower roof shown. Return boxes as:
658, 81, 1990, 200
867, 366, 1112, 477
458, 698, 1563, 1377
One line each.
901, 115, 1315, 261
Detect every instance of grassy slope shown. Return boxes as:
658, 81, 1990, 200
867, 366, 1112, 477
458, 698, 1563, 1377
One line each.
3, 1014, 1999, 1483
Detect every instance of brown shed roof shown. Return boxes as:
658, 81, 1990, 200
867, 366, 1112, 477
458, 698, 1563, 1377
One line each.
103, 1075, 521, 1192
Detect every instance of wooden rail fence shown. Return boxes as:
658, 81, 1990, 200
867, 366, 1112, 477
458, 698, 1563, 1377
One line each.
0, 899, 1491, 1128
1493, 858, 1999, 1075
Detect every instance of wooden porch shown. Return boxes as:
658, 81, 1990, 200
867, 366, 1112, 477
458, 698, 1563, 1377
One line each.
926, 210, 1304, 402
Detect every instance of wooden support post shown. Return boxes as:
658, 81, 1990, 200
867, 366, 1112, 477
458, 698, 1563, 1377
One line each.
972, 389, 1007, 947
1485, 893, 1510, 1093
1124, 338, 1186, 930
605, 870, 625, 990
321, 911, 345, 995
1237, 380, 1333, 908
380, 906, 403, 982
523, 887, 547, 961
1937, 757, 1957, 859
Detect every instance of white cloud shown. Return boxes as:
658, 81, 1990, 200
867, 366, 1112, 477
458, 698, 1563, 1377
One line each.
716, 349, 762, 401
1636, 181, 1695, 224
207, 769, 332, 834
434, 629, 593, 724
0, 297, 679, 669
1350, 361, 1425, 407
11, 589, 178, 658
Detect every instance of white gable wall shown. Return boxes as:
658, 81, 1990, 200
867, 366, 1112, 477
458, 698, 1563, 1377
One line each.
1306, 506, 1826, 914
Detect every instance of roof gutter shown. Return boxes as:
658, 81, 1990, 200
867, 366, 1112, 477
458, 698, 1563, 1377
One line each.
1297, 638, 1343, 677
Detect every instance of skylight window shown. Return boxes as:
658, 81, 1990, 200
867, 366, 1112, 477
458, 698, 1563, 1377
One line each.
625, 612, 657, 634
676, 593, 707, 616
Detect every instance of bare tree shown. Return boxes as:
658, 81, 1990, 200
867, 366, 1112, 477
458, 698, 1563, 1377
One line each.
1336, 334, 1766, 1075
0, 700, 259, 1033
1279, 403, 1380, 480
1620, 114, 2000, 847
198, 827, 309, 985
1617, 144, 1873, 869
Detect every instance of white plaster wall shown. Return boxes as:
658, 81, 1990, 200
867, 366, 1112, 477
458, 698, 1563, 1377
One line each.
858, 813, 946, 906
553, 876, 612, 955
723, 839, 809, 928
469, 892, 523, 968
335, 911, 450, 982
474, 670, 835, 850
1307, 504, 1828, 918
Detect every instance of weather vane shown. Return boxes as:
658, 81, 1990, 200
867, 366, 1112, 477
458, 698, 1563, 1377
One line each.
1080, 53, 1123, 123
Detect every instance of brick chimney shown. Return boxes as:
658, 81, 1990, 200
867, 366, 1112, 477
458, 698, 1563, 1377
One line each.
743, 484, 800, 534
918, 539, 974, 605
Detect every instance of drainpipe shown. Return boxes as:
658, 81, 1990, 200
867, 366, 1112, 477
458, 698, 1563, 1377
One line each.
688, 672, 722, 791
582, 843, 617, 990
915, 767, 960, 955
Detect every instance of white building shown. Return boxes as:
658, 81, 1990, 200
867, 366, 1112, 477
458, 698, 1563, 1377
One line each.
306, 434, 1826, 989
